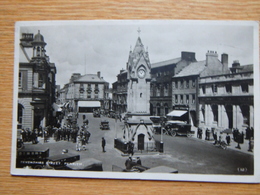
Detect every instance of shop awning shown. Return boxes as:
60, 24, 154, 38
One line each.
167, 110, 187, 117
78, 101, 100, 107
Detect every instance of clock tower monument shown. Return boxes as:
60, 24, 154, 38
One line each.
126, 32, 151, 115
119, 30, 156, 153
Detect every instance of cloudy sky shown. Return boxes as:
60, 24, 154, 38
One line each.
18, 20, 256, 87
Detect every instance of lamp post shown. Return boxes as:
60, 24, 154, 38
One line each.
159, 125, 164, 153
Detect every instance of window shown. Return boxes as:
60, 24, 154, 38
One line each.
180, 95, 183, 103
192, 94, 195, 104
226, 84, 232, 93
156, 85, 160, 97
180, 80, 183, 89
186, 95, 189, 104
175, 81, 178, 89
212, 84, 217, 93
164, 84, 169, 96
202, 86, 205, 94
17, 104, 23, 124
175, 95, 178, 103
37, 47, 40, 57
186, 80, 189, 88
38, 74, 44, 88
19, 72, 22, 88
192, 79, 195, 88
241, 83, 248, 93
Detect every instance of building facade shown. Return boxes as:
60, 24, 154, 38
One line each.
18, 31, 57, 130
172, 51, 230, 128
112, 70, 128, 114
61, 72, 109, 114
172, 60, 206, 126
199, 60, 254, 134
150, 52, 196, 117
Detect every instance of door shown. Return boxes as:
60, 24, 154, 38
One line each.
138, 134, 145, 151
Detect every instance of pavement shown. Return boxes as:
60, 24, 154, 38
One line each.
190, 133, 254, 156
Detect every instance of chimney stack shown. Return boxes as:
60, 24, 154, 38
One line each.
97, 71, 101, 78
221, 53, 228, 69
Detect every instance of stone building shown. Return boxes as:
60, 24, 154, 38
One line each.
61, 72, 109, 114
172, 60, 206, 126
150, 52, 196, 116
112, 69, 127, 114
199, 59, 254, 134
172, 51, 231, 128
18, 31, 57, 129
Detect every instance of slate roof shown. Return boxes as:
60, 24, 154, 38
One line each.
232, 64, 253, 72
151, 57, 182, 69
75, 74, 108, 83
174, 60, 206, 78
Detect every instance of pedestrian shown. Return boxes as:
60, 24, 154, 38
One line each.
128, 141, 134, 156
226, 133, 231, 145
76, 132, 83, 151
248, 137, 254, 152
125, 157, 132, 170
102, 137, 106, 152
136, 157, 142, 165
205, 128, 210, 140
213, 131, 218, 145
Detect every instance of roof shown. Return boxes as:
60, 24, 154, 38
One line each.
75, 74, 108, 83
151, 57, 181, 69
174, 60, 206, 78
231, 64, 253, 72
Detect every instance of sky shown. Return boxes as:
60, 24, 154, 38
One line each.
18, 20, 256, 88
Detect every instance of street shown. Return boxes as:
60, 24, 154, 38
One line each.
24, 113, 253, 175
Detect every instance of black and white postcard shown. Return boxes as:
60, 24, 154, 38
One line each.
11, 20, 260, 183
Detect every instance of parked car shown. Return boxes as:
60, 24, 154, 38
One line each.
163, 120, 192, 137
93, 110, 100, 117
100, 120, 110, 130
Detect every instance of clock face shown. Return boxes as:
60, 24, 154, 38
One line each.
138, 68, 146, 79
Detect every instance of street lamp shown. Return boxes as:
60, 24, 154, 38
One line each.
160, 125, 164, 153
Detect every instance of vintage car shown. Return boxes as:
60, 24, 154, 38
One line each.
93, 110, 100, 117
150, 116, 162, 134
100, 120, 110, 130
163, 120, 192, 137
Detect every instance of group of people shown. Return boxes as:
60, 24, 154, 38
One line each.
197, 126, 254, 151
76, 124, 91, 151
20, 126, 54, 144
